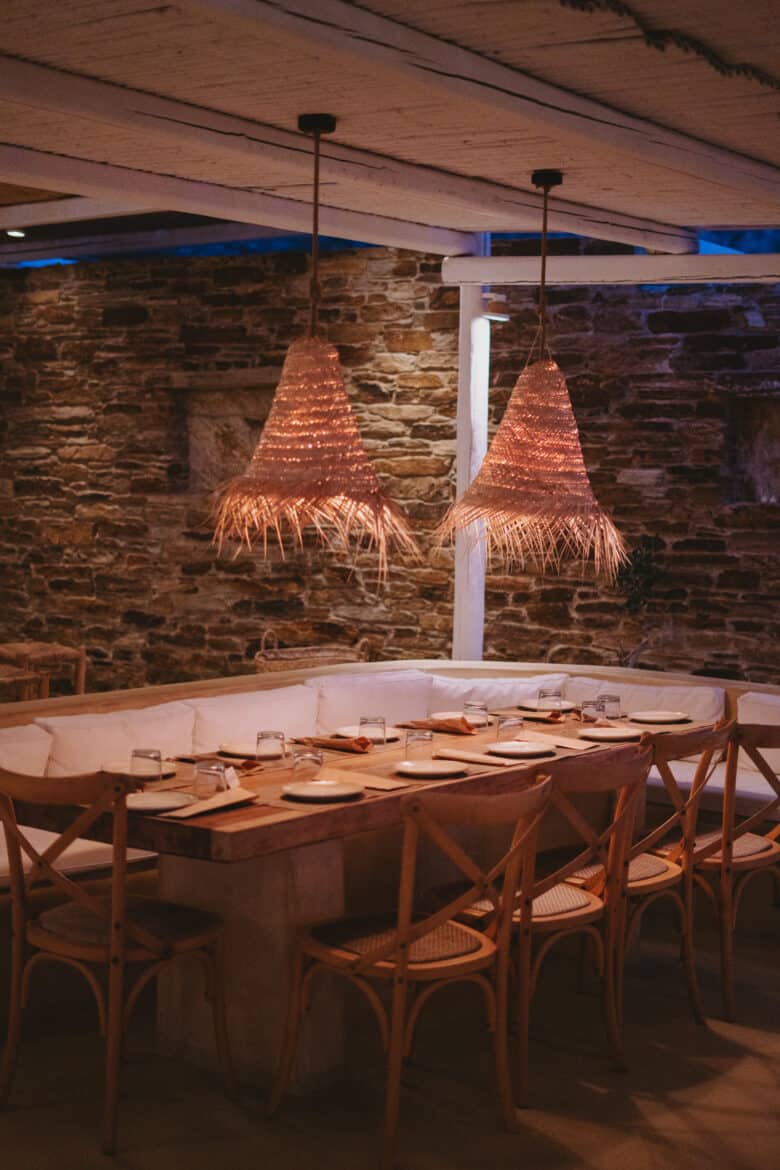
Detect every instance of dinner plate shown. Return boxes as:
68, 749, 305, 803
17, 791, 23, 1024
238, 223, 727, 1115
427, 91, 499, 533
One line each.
579, 727, 643, 743
487, 741, 557, 759
395, 760, 467, 779
102, 759, 178, 779
627, 710, 691, 725
282, 779, 365, 803
334, 725, 401, 743
126, 791, 197, 813
430, 710, 490, 725
516, 698, 576, 713
219, 740, 284, 759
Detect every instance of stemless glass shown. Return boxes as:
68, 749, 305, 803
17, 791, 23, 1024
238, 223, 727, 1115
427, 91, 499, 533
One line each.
358, 715, 387, 744
581, 699, 602, 724
256, 730, 286, 760
404, 729, 434, 762
194, 760, 226, 799
599, 693, 622, 720
292, 749, 324, 782
538, 686, 563, 712
130, 748, 162, 781
496, 714, 524, 742
462, 700, 489, 727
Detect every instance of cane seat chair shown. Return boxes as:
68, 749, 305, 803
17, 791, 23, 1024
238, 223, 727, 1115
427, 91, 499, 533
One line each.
0, 766, 236, 1154
269, 777, 553, 1170
691, 724, 780, 1020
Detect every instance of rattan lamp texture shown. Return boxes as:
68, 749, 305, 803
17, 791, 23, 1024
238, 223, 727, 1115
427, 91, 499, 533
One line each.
436, 170, 627, 582
214, 114, 418, 582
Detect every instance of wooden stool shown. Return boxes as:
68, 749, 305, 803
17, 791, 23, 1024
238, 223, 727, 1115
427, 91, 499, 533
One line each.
0, 642, 86, 698
0, 664, 42, 703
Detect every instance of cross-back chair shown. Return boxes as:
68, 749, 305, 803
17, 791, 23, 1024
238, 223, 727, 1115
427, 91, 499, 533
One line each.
269, 776, 553, 1170
692, 724, 780, 1020
0, 766, 236, 1154
615, 721, 735, 1026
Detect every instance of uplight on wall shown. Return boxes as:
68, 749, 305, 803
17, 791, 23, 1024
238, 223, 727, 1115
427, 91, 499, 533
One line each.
5, 230, 25, 238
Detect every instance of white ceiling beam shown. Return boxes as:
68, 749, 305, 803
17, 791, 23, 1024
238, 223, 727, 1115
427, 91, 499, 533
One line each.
0, 54, 695, 253
442, 253, 780, 286
184, 0, 780, 205
0, 142, 476, 255
0, 195, 156, 229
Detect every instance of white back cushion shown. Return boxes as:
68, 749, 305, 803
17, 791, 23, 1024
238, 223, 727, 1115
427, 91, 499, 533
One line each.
429, 672, 569, 713
36, 700, 196, 776
737, 691, 780, 773
123, 701, 196, 759
563, 676, 725, 723
185, 685, 318, 753
0, 723, 53, 777
305, 670, 434, 734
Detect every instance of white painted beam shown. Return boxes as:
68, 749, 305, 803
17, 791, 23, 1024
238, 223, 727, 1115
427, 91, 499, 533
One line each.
0, 54, 695, 253
442, 253, 780, 286
0, 143, 476, 255
0, 196, 156, 230
185, 0, 780, 205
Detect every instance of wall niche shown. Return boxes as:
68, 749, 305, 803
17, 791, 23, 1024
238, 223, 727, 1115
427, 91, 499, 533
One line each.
724, 393, 780, 504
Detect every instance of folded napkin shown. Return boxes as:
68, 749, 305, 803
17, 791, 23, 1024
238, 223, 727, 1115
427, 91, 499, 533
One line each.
299, 736, 373, 754
520, 710, 566, 724
402, 717, 477, 736
434, 748, 515, 768
162, 786, 257, 819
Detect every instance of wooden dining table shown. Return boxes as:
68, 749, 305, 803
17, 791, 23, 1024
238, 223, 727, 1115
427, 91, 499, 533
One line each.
15, 713, 659, 1089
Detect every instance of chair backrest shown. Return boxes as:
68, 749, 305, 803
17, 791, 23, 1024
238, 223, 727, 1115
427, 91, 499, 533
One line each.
696, 723, 780, 864
0, 767, 158, 955
347, 776, 554, 975
635, 721, 735, 865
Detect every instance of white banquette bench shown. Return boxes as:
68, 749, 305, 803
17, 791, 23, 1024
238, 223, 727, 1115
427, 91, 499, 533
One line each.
1, 660, 778, 888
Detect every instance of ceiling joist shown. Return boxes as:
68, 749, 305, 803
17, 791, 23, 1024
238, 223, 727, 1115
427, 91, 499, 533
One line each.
442, 252, 780, 286
0, 195, 156, 230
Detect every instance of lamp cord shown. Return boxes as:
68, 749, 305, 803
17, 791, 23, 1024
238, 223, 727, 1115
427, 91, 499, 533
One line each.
310, 128, 321, 338
538, 181, 551, 356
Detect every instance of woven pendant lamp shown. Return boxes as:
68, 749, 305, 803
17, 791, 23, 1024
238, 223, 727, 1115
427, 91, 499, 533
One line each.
436, 170, 626, 581
215, 114, 418, 581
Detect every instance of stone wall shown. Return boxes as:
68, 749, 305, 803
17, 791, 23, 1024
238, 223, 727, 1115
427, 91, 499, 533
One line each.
0, 245, 777, 691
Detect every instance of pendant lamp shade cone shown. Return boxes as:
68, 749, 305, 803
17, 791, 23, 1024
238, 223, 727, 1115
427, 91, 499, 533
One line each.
436, 352, 627, 581
215, 336, 419, 581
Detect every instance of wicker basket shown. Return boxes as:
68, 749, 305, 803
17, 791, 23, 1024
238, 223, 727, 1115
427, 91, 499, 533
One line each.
254, 629, 372, 673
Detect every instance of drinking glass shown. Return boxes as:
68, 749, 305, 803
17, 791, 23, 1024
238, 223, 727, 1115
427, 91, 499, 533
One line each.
292, 749, 324, 782
359, 715, 387, 744
496, 714, 524, 742
538, 687, 563, 712
130, 748, 162, 781
404, 729, 434, 762
462, 700, 489, 727
256, 730, 286, 760
599, 693, 622, 720
194, 761, 226, 799
581, 699, 603, 724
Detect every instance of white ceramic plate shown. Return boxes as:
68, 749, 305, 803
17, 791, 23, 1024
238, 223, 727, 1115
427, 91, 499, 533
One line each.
579, 727, 643, 743
627, 710, 691, 725
282, 779, 365, 803
334, 725, 401, 743
219, 741, 283, 759
488, 741, 557, 759
102, 759, 177, 779
395, 760, 467, 779
516, 698, 576, 712
126, 791, 197, 813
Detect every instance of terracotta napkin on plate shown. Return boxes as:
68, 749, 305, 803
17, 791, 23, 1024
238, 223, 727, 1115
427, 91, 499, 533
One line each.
299, 736, 374, 754
518, 710, 567, 724
402, 717, 477, 736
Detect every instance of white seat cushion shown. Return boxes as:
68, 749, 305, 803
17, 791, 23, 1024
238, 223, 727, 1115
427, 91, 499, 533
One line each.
429, 672, 569, 714
184, 685, 318, 754
647, 761, 780, 822
564, 676, 725, 724
0, 723, 53, 777
736, 691, 780, 774
37, 701, 196, 777
305, 670, 434, 735
0, 826, 154, 891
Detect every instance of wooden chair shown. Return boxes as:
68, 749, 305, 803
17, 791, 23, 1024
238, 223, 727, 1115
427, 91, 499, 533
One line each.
0, 766, 235, 1154
616, 721, 735, 1026
692, 723, 780, 1020
269, 776, 553, 1169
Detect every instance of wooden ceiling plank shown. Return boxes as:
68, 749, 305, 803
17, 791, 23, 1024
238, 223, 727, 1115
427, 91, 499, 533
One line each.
442, 252, 780, 286
180, 0, 780, 202
0, 53, 696, 252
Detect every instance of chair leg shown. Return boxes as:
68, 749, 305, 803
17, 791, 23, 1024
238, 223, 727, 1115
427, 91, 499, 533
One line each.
0, 945, 26, 1108
204, 946, 238, 1100
381, 976, 408, 1170
603, 920, 627, 1074
268, 948, 307, 1116
102, 955, 125, 1155
718, 869, 736, 1023
511, 925, 533, 1113
678, 878, 705, 1025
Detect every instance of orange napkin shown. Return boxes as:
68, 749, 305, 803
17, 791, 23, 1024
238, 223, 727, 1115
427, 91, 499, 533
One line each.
307, 735, 374, 754
402, 717, 477, 736
521, 710, 566, 724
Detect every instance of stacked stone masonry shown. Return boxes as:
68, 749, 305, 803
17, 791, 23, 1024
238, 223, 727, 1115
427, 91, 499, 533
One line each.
0, 243, 778, 691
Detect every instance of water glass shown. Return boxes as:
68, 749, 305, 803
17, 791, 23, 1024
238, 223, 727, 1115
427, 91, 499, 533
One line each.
581, 699, 603, 724
130, 748, 162, 781
496, 714, 524, 742
359, 715, 387, 743
256, 730, 286, 760
599, 693, 622, 720
194, 761, 226, 799
462, 700, 489, 727
538, 687, 563, 712
404, 729, 434, 762
292, 749, 324, 782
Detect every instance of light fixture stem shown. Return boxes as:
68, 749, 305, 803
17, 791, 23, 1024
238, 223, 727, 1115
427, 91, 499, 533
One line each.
538, 182, 551, 355
310, 127, 321, 338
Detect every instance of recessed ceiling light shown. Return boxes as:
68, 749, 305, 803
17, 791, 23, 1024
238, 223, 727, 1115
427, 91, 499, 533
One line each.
5, 229, 26, 238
